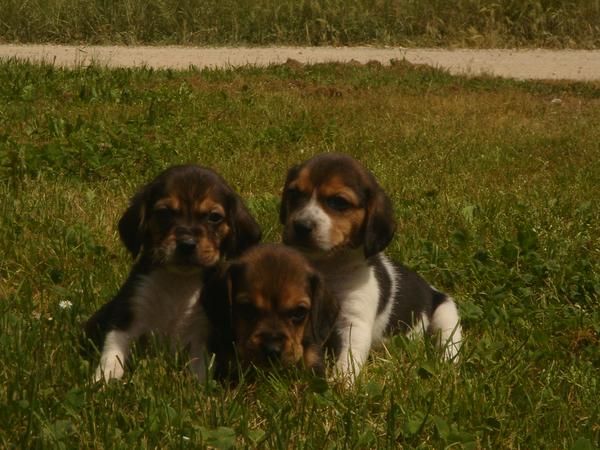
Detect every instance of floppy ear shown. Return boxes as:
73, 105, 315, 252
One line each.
202, 264, 233, 315
225, 262, 245, 306
201, 261, 243, 324
363, 185, 396, 258
226, 197, 261, 258
279, 164, 301, 225
307, 270, 339, 346
118, 187, 151, 258
224, 261, 248, 340
201, 263, 240, 379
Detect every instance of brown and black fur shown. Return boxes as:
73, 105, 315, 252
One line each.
279, 153, 462, 382
84, 164, 261, 382
203, 244, 339, 380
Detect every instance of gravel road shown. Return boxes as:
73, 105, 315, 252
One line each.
1, 45, 599, 81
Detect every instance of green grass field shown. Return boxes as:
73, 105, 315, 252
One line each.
0, 60, 599, 448
1, 0, 599, 48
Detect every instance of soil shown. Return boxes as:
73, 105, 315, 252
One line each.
1, 45, 599, 81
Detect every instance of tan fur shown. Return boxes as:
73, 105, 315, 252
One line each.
86, 164, 262, 382
228, 245, 323, 370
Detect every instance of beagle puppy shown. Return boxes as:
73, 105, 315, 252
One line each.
85, 164, 261, 382
203, 244, 338, 379
279, 153, 462, 382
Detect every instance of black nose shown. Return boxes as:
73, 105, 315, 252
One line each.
176, 237, 197, 254
262, 342, 282, 361
293, 219, 314, 238
261, 334, 285, 361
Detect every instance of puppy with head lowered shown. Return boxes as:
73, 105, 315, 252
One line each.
85, 164, 261, 382
203, 244, 338, 379
280, 153, 462, 382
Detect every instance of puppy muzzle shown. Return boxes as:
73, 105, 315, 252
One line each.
292, 218, 315, 239
284, 220, 318, 250
176, 236, 197, 256
262, 341, 283, 361
257, 331, 286, 362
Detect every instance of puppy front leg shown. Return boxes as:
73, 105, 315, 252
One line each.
94, 330, 132, 382
334, 320, 374, 384
430, 298, 463, 361
188, 341, 208, 382
179, 308, 210, 382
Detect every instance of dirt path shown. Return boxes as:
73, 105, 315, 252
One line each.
1, 45, 599, 81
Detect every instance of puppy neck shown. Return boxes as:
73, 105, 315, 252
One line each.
136, 252, 208, 277
162, 265, 205, 276
307, 247, 371, 276
146, 266, 204, 285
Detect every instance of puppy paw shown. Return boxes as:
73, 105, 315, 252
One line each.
93, 357, 125, 382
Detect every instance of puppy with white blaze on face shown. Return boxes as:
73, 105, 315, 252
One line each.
84, 164, 261, 382
279, 153, 462, 383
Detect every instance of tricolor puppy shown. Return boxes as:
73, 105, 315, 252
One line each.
279, 153, 462, 382
85, 164, 261, 382
203, 244, 338, 379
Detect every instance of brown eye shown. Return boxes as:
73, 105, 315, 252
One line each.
154, 206, 176, 220
237, 302, 259, 320
207, 212, 224, 224
288, 306, 309, 324
286, 187, 304, 200
326, 196, 352, 211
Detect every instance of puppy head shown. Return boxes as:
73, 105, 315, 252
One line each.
224, 245, 331, 371
280, 153, 395, 258
118, 165, 261, 271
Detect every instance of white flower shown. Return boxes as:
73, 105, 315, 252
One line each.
59, 300, 73, 310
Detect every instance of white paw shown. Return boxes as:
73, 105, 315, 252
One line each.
333, 356, 361, 387
94, 356, 125, 382
189, 355, 208, 383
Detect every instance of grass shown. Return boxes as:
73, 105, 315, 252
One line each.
0, 59, 599, 448
0, 0, 599, 48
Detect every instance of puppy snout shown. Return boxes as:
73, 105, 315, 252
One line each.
176, 237, 197, 255
260, 333, 285, 361
292, 219, 314, 238
263, 342, 282, 361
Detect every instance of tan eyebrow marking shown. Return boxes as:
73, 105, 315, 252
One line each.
290, 167, 313, 193
154, 196, 180, 210
236, 290, 271, 312
195, 197, 226, 215
319, 176, 360, 205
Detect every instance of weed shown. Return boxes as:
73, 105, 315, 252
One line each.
0, 0, 599, 47
0, 60, 598, 447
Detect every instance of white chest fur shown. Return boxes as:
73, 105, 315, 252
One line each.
312, 252, 384, 380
